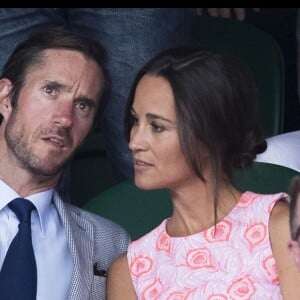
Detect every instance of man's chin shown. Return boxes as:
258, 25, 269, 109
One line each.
28, 160, 67, 178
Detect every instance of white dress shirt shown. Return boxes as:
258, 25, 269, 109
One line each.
255, 130, 300, 172
0, 180, 73, 300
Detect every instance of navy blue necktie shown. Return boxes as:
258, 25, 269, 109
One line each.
0, 198, 37, 300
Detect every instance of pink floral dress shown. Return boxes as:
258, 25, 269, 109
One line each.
127, 192, 288, 299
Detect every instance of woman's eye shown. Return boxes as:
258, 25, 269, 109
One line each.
151, 123, 164, 133
131, 114, 138, 126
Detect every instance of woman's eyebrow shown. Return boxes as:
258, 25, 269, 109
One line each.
146, 113, 176, 125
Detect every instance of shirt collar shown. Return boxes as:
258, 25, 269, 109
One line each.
0, 179, 54, 233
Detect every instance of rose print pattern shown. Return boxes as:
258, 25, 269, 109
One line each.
263, 255, 279, 284
185, 247, 215, 269
156, 231, 171, 254
237, 192, 258, 208
204, 220, 232, 243
166, 288, 196, 299
244, 222, 267, 252
128, 192, 287, 299
142, 279, 163, 300
227, 275, 256, 299
130, 255, 153, 278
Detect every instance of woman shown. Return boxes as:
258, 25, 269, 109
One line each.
107, 47, 300, 299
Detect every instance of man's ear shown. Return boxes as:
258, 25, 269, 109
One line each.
0, 78, 13, 120
288, 240, 300, 271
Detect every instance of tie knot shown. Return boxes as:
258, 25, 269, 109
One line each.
8, 198, 35, 223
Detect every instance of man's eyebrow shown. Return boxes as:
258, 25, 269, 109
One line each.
44, 80, 66, 89
75, 96, 96, 106
45, 80, 97, 105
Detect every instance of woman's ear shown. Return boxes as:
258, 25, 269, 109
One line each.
0, 78, 13, 119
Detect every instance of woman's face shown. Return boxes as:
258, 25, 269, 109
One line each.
129, 75, 194, 190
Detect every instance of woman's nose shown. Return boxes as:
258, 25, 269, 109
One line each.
129, 126, 148, 151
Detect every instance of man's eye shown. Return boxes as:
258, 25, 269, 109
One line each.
77, 102, 91, 112
44, 86, 55, 94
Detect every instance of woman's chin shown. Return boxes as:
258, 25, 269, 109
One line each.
134, 176, 161, 190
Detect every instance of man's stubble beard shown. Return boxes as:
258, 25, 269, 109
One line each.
5, 112, 69, 177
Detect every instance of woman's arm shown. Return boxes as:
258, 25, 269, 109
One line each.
270, 200, 300, 299
106, 252, 137, 300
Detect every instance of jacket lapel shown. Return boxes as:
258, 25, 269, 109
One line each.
53, 193, 94, 300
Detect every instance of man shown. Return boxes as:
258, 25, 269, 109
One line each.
0, 27, 130, 300
288, 175, 300, 271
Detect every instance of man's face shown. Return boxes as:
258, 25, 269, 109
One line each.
288, 193, 300, 272
1, 49, 103, 178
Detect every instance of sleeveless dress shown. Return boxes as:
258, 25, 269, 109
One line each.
127, 192, 288, 299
